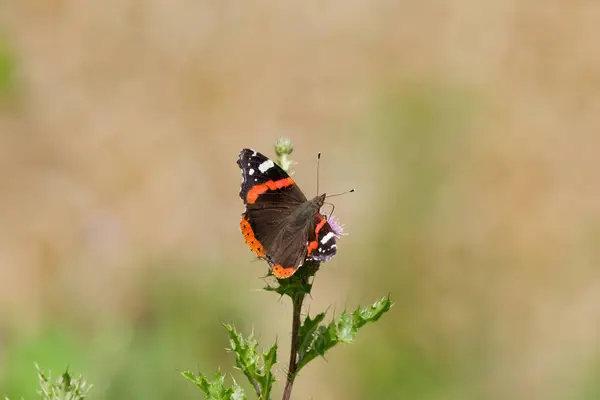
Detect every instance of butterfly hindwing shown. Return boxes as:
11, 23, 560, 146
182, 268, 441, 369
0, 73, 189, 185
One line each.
264, 215, 314, 279
307, 216, 338, 262
244, 200, 321, 279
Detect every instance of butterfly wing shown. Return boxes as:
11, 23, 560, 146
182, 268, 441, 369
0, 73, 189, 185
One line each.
264, 217, 313, 279
238, 149, 310, 278
238, 149, 306, 206
306, 215, 338, 262
267, 211, 339, 278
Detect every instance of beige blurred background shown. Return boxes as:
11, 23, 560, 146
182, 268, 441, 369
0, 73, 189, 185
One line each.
1, 1, 600, 399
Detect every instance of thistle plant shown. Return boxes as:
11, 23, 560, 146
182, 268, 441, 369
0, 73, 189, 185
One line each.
183, 138, 393, 399
5, 364, 92, 400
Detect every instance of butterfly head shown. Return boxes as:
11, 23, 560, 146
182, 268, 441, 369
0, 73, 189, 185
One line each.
312, 193, 327, 209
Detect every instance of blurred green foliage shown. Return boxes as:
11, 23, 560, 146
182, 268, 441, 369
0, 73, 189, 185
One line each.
1, 265, 257, 399
347, 83, 484, 399
0, 36, 17, 97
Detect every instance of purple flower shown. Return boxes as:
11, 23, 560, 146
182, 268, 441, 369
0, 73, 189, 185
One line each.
327, 215, 347, 238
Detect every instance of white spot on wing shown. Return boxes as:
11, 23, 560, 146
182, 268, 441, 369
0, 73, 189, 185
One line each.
258, 159, 274, 173
321, 232, 336, 244
249, 168, 255, 175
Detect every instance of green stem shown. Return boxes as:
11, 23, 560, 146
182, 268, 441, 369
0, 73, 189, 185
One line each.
282, 292, 304, 400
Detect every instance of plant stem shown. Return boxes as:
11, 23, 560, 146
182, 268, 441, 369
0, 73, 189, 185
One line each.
252, 379, 261, 398
282, 292, 304, 400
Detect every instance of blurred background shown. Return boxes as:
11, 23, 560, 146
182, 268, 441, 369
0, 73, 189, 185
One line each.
1, 1, 600, 399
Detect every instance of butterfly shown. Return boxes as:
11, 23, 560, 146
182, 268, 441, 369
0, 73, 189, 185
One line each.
237, 149, 340, 278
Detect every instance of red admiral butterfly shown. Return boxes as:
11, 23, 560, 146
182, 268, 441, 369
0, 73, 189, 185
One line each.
237, 149, 340, 279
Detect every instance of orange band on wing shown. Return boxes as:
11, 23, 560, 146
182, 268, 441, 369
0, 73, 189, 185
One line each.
247, 178, 295, 204
272, 264, 297, 279
240, 216, 266, 257
307, 215, 327, 255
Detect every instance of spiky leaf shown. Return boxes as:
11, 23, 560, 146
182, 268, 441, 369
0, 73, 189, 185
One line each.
297, 296, 393, 371
224, 324, 277, 400
182, 370, 246, 400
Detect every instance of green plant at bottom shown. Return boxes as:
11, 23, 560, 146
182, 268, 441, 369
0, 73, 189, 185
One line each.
5, 364, 92, 400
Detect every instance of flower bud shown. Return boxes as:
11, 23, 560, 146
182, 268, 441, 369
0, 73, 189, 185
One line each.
274, 137, 294, 173
274, 137, 294, 156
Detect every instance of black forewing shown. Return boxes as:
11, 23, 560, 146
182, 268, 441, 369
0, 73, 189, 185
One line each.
237, 148, 307, 205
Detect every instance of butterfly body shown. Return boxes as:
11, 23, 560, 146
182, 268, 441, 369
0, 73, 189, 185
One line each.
237, 149, 338, 278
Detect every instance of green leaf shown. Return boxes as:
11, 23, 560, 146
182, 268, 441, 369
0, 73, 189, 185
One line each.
182, 370, 246, 400
259, 342, 277, 397
34, 364, 92, 400
353, 295, 393, 328
336, 312, 356, 342
263, 280, 312, 298
182, 370, 210, 393
263, 275, 312, 298
263, 260, 320, 298
297, 312, 326, 363
296, 296, 393, 371
224, 324, 277, 400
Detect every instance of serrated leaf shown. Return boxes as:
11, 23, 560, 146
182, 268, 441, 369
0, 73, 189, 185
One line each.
182, 370, 210, 393
352, 295, 393, 328
182, 370, 246, 400
225, 324, 259, 373
311, 324, 337, 357
263, 342, 278, 376
258, 342, 277, 396
336, 312, 356, 342
263, 279, 312, 298
263, 260, 318, 297
224, 324, 277, 400
297, 312, 326, 362
296, 296, 393, 371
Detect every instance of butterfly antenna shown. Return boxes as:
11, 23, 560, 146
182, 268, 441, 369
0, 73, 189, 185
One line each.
326, 189, 355, 198
324, 189, 354, 219
316, 152, 321, 195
